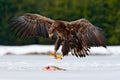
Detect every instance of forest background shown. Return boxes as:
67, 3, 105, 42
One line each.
0, 0, 120, 45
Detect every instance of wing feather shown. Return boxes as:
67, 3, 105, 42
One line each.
68, 18, 106, 57
70, 18, 106, 48
10, 13, 54, 38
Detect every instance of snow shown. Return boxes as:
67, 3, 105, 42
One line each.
0, 56, 120, 80
0, 45, 120, 55
0, 45, 55, 55
0, 45, 120, 80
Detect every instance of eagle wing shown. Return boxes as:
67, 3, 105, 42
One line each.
70, 18, 106, 48
67, 18, 106, 57
10, 13, 54, 38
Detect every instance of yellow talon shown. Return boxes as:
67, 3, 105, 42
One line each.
48, 51, 56, 56
54, 53, 63, 60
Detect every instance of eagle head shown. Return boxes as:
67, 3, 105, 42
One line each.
48, 21, 66, 39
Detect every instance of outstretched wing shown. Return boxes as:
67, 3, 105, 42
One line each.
10, 13, 54, 38
70, 18, 106, 48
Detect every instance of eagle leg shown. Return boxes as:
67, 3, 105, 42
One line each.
48, 37, 62, 57
48, 51, 56, 56
54, 53, 62, 60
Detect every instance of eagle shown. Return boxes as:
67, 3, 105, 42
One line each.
10, 13, 106, 59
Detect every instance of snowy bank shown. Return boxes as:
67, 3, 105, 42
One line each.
0, 45, 120, 56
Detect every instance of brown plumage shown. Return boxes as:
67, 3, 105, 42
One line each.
10, 13, 106, 58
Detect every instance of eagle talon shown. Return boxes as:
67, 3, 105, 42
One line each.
54, 54, 62, 60
48, 51, 56, 56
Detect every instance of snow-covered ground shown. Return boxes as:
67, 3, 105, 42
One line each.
0, 45, 120, 55
0, 56, 120, 80
0, 45, 120, 80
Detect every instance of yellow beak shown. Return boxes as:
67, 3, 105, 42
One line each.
49, 33, 54, 39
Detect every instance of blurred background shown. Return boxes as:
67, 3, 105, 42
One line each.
0, 0, 120, 45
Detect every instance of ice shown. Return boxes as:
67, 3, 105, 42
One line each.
0, 45, 120, 80
0, 56, 120, 80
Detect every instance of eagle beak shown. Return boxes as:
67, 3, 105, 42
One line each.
49, 33, 54, 39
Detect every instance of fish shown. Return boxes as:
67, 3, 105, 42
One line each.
42, 66, 66, 71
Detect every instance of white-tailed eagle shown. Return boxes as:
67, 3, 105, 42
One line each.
10, 13, 106, 59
